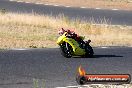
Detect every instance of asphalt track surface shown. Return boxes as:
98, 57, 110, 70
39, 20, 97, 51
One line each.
0, 0, 132, 25
0, 47, 132, 88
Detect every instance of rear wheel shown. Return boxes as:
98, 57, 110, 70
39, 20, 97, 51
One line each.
60, 42, 72, 58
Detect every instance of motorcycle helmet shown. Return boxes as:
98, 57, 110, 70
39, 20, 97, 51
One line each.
58, 28, 65, 35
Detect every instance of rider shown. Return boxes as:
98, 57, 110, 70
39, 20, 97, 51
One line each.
58, 28, 80, 40
58, 28, 86, 47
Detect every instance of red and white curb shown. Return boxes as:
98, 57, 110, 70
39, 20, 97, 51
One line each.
8, 0, 122, 11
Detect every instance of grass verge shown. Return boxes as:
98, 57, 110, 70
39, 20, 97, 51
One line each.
0, 11, 132, 49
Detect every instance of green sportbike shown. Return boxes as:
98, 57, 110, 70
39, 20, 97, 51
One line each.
57, 32, 94, 58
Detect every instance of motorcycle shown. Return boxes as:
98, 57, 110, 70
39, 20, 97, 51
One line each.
57, 32, 94, 58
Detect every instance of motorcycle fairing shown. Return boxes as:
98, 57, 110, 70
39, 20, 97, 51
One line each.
63, 38, 85, 56
57, 32, 67, 45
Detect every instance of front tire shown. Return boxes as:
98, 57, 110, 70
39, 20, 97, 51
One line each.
85, 44, 94, 57
60, 42, 72, 58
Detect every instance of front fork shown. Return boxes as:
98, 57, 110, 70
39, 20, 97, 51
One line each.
65, 42, 69, 51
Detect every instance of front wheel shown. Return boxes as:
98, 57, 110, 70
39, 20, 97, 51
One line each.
85, 44, 94, 57
60, 42, 72, 58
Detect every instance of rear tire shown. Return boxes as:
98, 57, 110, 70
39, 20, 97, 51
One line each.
60, 42, 72, 58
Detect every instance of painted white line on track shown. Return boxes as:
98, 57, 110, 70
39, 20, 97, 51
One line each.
96, 8, 101, 9
44, 3, 50, 5
47, 3, 52, 5
54, 5, 59, 6
25, 2, 30, 3
65, 6, 71, 7
35, 2, 43, 5
16, 1, 24, 3
11, 48, 28, 50
80, 7, 86, 8
9, 0, 15, 1
67, 86, 79, 87
112, 9, 119, 10
101, 47, 108, 48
